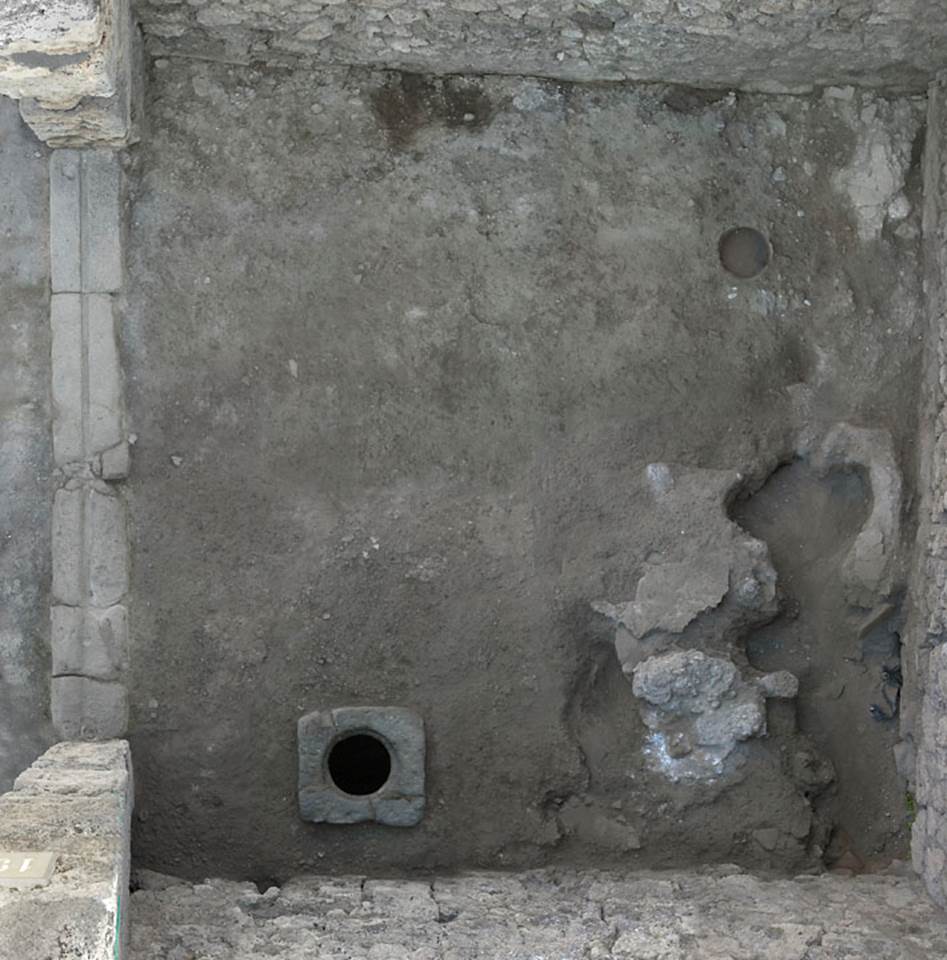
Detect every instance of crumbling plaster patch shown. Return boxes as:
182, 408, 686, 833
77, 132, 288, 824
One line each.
593, 464, 779, 678
832, 97, 917, 242
593, 464, 804, 782
633, 649, 797, 782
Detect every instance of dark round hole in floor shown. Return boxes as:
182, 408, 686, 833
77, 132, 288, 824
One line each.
327, 733, 392, 796
718, 226, 771, 278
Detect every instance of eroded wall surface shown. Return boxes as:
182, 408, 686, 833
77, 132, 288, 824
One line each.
124, 59, 926, 879
133, 1, 947, 93
0, 96, 53, 790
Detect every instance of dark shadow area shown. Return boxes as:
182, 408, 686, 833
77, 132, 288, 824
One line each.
731, 460, 908, 865
328, 734, 392, 796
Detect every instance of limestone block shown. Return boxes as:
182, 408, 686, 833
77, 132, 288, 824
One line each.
51, 294, 123, 465
80, 155, 123, 292
50, 293, 84, 464
87, 486, 128, 606
1, 1, 140, 147
51, 604, 128, 680
0, 1, 117, 106
51, 152, 123, 294
50, 151, 82, 292
0, 897, 121, 960
51, 483, 128, 607
0, 740, 132, 960
100, 441, 130, 480
52, 484, 84, 605
87, 293, 123, 451
51, 676, 128, 739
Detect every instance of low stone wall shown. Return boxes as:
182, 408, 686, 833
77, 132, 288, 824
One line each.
134, 0, 947, 93
0, 741, 133, 960
130, 866, 947, 958
912, 74, 947, 907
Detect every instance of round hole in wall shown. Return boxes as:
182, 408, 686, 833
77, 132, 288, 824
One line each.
327, 733, 392, 796
718, 227, 771, 278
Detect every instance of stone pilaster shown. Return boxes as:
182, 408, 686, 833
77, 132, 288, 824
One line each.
47, 148, 131, 741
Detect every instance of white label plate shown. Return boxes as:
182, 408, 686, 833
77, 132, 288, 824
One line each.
0, 851, 58, 889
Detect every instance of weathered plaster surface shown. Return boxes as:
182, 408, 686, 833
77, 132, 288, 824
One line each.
0, 96, 53, 791
124, 59, 925, 879
134, 1, 947, 93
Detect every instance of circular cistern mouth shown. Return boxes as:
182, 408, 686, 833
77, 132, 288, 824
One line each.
327, 732, 393, 796
718, 226, 771, 278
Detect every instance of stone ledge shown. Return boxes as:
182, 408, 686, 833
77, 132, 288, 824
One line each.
134, 0, 947, 94
0, 740, 133, 960
129, 866, 947, 959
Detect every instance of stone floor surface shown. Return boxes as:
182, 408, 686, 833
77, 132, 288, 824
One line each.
130, 866, 947, 959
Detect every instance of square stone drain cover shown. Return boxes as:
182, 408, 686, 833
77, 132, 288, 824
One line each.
297, 706, 425, 826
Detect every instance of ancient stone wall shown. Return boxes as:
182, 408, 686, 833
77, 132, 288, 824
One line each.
912, 75, 947, 907
0, 740, 134, 960
130, 865, 947, 958
134, 0, 947, 93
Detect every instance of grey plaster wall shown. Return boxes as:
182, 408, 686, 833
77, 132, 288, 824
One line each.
133, 1, 947, 93
124, 59, 926, 880
0, 96, 53, 789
